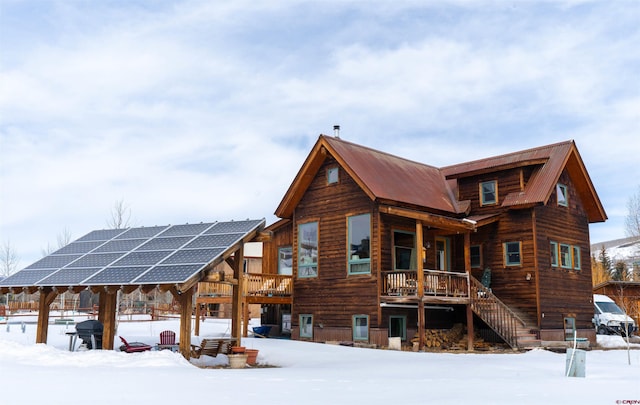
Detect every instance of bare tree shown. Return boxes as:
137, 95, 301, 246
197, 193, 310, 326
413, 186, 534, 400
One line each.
626, 186, 640, 238
614, 284, 634, 365
41, 227, 74, 256
1, 239, 19, 277
107, 199, 132, 229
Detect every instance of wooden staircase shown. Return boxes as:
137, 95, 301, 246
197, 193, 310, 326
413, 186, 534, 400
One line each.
469, 276, 540, 350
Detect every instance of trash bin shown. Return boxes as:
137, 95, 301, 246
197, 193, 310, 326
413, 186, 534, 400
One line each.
75, 320, 103, 350
565, 348, 586, 377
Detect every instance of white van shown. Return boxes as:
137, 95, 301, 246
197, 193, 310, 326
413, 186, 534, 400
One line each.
593, 294, 636, 336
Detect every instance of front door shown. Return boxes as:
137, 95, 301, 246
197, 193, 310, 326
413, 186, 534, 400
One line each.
435, 237, 449, 271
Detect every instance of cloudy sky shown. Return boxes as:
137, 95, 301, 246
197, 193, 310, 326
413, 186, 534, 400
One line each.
1, 0, 639, 270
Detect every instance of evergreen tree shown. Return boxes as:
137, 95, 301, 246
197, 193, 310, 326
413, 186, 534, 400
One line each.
612, 261, 628, 281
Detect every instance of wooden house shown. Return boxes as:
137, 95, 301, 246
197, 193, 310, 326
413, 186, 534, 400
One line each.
261, 135, 606, 350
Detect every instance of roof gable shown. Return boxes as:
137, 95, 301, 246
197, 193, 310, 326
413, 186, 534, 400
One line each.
442, 140, 607, 223
275, 135, 464, 218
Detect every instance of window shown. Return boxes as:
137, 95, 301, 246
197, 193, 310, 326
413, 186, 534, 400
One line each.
278, 246, 293, 275
299, 314, 313, 338
557, 183, 568, 207
560, 244, 572, 269
327, 167, 339, 184
504, 241, 521, 266
393, 231, 416, 270
348, 214, 371, 274
550, 241, 581, 270
550, 242, 558, 267
353, 315, 369, 341
480, 181, 497, 206
564, 316, 576, 341
389, 316, 407, 340
572, 246, 581, 270
298, 222, 318, 278
470, 245, 482, 268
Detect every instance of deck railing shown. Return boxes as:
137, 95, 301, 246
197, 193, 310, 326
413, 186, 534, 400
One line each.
245, 273, 293, 296
382, 269, 469, 298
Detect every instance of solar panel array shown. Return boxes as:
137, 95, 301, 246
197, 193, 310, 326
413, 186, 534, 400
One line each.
0, 219, 264, 288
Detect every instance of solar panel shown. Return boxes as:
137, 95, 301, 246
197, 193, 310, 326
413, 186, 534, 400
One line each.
93, 239, 147, 253
1, 269, 52, 285
159, 223, 215, 237
84, 266, 151, 285
184, 233, 243, 249
160, 248, 225, 265
25, 255, 82, 270
76, 229, 127, 242
0, 218, 265, 288
135, 236, 192, 251
111, 250, 173, 266
205, 219, 264, 234
66, 253, 123, 268
52, 241, 104, 255
114, 225, 169, 239
38, 268, 98, 286
134, 264, 203, 284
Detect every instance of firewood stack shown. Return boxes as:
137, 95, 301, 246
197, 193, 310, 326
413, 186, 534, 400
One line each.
412, 323, 465, 349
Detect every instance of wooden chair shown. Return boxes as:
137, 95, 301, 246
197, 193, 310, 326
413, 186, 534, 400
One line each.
157, 330, 178, 351
118, 336, 152, 353
190, 338, 237, 359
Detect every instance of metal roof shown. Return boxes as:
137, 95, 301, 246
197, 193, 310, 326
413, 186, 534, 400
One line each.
275, 136, 606, 223
276, 135, 464, 218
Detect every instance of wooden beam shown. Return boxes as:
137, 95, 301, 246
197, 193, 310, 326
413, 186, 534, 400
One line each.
178, 286, 194, 359
70, 286, 86, 294
231, 246, 244, 347
464, 232, 474, 351
416, 220, 425, 351
121, 285, 139, 295
102, 287, 119, 350
35, 288, 58, 344
252, 231, 273, 242
380, 205, 476, 232
140, 284, 157, 294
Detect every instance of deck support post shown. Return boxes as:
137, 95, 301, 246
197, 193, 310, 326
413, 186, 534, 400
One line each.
464, 232, 474, 351
416, 220, 425, 351
35, 287, 58, 344
195, 300, 201, 337
231, 245, 244, 346
173, 286, 194, 359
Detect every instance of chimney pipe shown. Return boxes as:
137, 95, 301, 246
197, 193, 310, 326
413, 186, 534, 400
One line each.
333, 125, 340, 138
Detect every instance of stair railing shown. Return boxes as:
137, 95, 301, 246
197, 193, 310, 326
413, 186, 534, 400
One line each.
469, 276, 526, 349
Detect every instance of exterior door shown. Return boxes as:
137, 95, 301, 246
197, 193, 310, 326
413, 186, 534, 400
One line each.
435, 237, 449, 271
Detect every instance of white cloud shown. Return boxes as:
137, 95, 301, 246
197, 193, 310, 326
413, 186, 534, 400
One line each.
1, 0, 638, 267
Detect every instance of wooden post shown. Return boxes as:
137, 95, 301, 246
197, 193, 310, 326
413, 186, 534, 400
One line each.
464, 232, 474, 351
35, 288, 58, 344
102, 287, 119, 350
177, 286, 194, 358
97, 290, 106, 325
231, 246, 244, 346
194, 299, 201, 337
416, 221, 425, 351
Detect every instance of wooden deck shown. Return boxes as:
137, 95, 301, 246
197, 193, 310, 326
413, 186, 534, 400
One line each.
196, 273, 293, 305
381, 269, 470, 304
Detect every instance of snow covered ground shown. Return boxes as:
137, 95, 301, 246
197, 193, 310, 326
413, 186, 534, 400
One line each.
1, 315, 639, 405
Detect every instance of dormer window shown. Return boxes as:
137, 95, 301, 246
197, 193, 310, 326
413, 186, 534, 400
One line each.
327, 167, 339, 184
480, 180, 498, 206
557, 183, 568, 206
